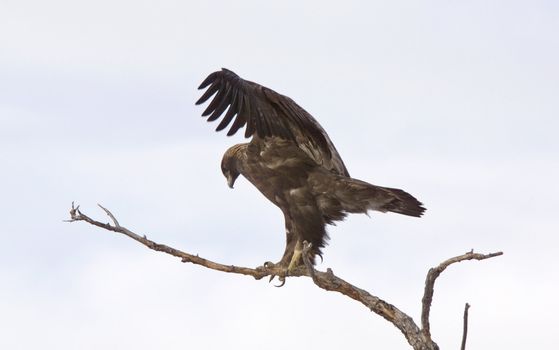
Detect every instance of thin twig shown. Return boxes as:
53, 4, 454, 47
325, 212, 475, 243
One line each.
461, 303, 471, 350
98, 203, 120, 227
421, 250, 503, 339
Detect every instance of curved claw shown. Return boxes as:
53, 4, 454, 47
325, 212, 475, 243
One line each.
274, 276, 286, 287
269, 270, 287, 286
261, 260, 289, 286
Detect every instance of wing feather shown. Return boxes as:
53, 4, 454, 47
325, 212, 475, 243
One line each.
206, 82, 232, 121
215, 89, 239, 128
227, 94, 248, 136
196, 68, 349, 176
202, 84, 228, 117
196, 81, 220, 106
197, 71, 219, 90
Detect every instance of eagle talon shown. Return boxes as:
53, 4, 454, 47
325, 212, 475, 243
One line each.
265, 263, 289, 286
274, 276, 286, 288
268, 273, 279, 283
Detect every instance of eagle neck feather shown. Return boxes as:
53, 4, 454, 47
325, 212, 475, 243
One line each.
224, 143, 249, 172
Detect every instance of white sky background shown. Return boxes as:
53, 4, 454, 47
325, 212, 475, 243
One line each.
1, 0, 558, 349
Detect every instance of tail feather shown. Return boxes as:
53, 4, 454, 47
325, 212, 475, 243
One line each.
377, 187, 426, 217
334, 177, 426, 218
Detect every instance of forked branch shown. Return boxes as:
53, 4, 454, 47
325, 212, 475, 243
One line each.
67, 203, 502, 350
300, 241, 433, 349
421, 249, 503, 340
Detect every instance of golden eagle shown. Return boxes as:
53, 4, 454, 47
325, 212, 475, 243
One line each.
197, 68, 425, 273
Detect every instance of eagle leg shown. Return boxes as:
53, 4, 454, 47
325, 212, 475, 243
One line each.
272, 239, 307, 274
261, 228, 298, 273
256, 240, 308, 287
257, 232, 303, 286
287, 240, 304, 272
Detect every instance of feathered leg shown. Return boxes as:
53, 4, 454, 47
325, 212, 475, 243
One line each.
287, 239, 303, 272
263, 217, 296, 284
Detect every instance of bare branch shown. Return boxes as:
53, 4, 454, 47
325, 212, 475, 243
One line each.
301, 241, 437, 350
461, 303, 471, 350
98, 203, 120, 227
68, 203, 502, 350
421, 250, 503, 339
67, 203, 306, 280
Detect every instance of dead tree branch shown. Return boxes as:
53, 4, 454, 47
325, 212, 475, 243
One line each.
421, 250, 503, 340
67, 203, 502, 350
66, 202, 306, 280
301, 241, 435, 349
461, 303, 471, 350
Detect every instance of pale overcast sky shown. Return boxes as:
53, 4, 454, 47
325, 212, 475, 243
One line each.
1, 1, 558, 349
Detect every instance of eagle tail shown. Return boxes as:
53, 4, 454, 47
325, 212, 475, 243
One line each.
333, 177, 426, 218
375, 186, 426, 217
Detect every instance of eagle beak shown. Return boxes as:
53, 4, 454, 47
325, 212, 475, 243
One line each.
227, 174, 235, 189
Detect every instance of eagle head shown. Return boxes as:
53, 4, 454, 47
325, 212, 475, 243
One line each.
221, 146, 242, 189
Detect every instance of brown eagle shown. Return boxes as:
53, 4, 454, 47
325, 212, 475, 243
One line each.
197, 68, 425, 273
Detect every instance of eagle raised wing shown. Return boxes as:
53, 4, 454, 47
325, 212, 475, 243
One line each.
196, 68, 349, 176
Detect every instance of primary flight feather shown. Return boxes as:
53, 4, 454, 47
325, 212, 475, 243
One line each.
197, 68, 425, 273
